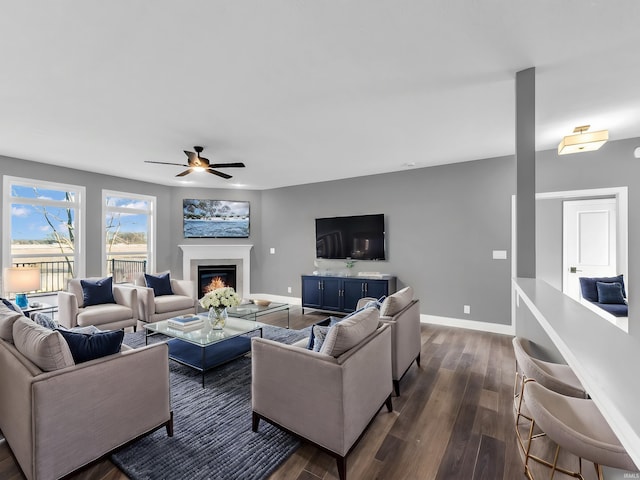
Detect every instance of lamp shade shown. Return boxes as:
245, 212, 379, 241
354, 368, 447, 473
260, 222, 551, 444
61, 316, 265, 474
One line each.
3, 267, 41, 293
558, 129, 609, 155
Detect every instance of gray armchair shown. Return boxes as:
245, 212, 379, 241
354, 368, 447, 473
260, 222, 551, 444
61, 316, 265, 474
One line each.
358, 286, 421, 396
58, 277, 138, 331
251, 308, 392, 480
133, 273, 195, 325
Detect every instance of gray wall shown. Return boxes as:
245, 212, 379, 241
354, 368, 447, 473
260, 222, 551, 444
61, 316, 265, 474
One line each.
536, 198, 563, 291
3, 135, 638, 332
0, 153, 518, 326
0, 155, 174, 276
536, 136, 640, 338
257, 156, 516, 325
515, 300, 565, 363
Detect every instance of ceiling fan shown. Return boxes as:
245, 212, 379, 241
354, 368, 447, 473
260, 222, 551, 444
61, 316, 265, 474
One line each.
145, 146, 245, 179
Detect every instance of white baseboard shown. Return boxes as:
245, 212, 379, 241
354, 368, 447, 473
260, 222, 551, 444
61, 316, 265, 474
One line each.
248, 295, 514, 335
421, 314, 515, 336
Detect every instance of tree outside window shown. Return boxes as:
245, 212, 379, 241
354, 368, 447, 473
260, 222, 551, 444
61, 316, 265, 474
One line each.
103, 191, 155, 283
3, 177, 85, 294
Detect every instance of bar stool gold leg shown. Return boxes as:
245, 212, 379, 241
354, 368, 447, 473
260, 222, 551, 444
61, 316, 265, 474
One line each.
550, 444, 560, 480
595, 463, 603, 480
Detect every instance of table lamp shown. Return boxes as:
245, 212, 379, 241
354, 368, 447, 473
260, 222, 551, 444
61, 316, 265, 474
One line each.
3, 267, 41, 309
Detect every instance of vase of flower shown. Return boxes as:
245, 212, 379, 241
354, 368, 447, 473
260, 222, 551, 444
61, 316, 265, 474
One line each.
208, 307, 228, 330
199, 286, 241, 330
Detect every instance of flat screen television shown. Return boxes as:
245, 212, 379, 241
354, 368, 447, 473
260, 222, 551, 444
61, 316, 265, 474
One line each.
315, 214, 386, 260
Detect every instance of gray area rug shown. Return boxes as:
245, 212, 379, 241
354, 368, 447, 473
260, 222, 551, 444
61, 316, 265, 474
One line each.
111, 325, 311, 480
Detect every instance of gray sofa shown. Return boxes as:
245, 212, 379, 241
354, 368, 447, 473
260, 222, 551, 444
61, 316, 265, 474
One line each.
251, 306, 393, 480
358, 286, 421, 396
0, 305, 172, 480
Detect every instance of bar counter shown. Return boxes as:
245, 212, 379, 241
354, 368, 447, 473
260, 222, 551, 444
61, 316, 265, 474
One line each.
513, 277, 640, 469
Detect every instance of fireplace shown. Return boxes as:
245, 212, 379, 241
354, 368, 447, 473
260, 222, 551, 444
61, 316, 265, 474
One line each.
179, 244, 253, 300
198, 265, 237, 299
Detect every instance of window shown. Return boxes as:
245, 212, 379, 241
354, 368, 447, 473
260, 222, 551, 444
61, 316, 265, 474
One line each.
102, 190, 155, 283
3, 176, 85, 294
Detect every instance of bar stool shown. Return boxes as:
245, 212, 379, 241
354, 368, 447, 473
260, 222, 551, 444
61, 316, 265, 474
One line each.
523, 381, 637, 480
512, 337, 587, 455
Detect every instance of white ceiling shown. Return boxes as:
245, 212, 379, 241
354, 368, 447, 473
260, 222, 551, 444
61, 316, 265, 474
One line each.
1, 1, 639, 190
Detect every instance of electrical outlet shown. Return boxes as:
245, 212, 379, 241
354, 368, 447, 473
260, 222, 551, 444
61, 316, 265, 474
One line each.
269, 247, 276, 254
464, 305, 471, 314
287, 286, 292, 293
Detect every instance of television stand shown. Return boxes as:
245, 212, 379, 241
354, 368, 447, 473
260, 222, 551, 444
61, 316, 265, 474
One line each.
301, 274, 396, 314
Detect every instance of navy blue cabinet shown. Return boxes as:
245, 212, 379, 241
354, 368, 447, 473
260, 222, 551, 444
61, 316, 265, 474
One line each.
342, 278, 390, 313
301, 275, 396, 314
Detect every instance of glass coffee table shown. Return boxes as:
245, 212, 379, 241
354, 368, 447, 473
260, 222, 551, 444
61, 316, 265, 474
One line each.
226, 302, 290, 328
144, 315, 264, 387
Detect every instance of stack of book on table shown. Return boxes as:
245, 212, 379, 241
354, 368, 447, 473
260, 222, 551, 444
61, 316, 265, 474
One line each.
167, 314, 204, 331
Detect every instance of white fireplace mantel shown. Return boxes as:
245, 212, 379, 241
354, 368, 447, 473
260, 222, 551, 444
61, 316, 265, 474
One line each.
179, 244, 253, 299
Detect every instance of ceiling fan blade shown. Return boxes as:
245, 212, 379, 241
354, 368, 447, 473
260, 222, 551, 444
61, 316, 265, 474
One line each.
184, 150, 198, 164
175, 169, 193, 177
207, 169, 232, 179
145, 161, 189, 167
209, 162, 246, 168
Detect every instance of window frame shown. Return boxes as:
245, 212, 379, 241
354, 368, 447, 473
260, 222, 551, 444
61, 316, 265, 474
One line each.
101, 189, 156, 277
2, 175, 86, 283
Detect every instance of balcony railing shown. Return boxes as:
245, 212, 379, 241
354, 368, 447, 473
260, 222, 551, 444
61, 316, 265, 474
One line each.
11, 259, 147, 294
108, 259, 147, 284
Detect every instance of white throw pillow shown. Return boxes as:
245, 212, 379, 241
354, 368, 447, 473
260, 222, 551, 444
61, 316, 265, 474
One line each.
380, 286, 414, 317
13, 317, 75, 371
320, 307, 379, 357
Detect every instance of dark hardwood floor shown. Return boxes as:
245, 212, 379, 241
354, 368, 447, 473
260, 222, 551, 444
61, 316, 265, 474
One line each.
1, 307, 528, 480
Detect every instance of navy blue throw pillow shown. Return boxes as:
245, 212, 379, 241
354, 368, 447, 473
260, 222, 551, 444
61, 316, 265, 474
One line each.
596, 281, 626, 305
1, 298, 19, 312
81, 277, 115, 306
579, 275, 625, 303
145, 272, 173, 297
57, 329, 124, 363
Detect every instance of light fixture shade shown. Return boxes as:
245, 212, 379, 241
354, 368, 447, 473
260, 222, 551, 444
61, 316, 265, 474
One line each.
558, 129, 609, 155
3, 267, 41, 293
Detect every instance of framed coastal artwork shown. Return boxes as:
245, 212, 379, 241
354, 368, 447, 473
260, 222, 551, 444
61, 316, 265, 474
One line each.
183, 199, 250, 238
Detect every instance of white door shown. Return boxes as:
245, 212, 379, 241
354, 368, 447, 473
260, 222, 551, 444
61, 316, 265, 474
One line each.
562, 198, 617, 301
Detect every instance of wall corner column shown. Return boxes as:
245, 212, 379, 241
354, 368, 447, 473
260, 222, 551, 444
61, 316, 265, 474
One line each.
516, 67, 536, 278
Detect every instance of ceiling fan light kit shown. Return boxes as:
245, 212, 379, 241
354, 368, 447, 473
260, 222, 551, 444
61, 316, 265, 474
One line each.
558, 125, 609, 155
144, 146, 245, 179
